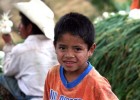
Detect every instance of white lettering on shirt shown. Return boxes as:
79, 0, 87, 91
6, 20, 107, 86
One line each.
50, 89, 82, 100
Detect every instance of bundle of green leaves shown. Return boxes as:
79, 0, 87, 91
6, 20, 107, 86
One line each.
90, 13, 140, 100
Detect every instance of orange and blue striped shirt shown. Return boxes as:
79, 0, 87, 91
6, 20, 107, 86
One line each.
44, 62, 118, 100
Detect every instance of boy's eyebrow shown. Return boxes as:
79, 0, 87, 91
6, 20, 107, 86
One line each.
58, 44, 66, 46
58, 43, 83, 48
72, 45, 82, 48
57, 44, 67, 47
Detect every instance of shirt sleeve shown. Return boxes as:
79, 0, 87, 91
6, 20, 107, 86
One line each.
94, 77, 119, 100
2, 44, 19, 76
43, 70, 51, 100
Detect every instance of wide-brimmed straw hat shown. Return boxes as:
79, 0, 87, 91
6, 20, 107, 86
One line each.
14, 0, 55, 40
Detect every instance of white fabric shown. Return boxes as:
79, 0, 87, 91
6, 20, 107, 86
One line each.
2, 35, 58, 99
14, 0, 55, 40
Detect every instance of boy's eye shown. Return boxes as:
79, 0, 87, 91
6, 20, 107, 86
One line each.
75, 47, 82, 51
59, 46, 66, 50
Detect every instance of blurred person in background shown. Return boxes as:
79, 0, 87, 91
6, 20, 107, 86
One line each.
0, 0, 58, 99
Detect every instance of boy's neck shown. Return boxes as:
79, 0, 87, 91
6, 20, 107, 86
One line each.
63, 64, 88, 83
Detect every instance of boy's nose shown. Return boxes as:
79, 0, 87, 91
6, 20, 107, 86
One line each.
64, 50, 75, 58
64, 54, 75, 58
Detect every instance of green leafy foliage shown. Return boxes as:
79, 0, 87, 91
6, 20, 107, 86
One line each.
90, 14, 140, 100
90, 0, 131, 14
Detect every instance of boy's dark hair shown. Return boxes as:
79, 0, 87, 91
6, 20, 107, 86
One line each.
54, 12, 95, 50
19, 12, 44, 35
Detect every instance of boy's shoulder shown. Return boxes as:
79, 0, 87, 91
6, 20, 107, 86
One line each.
46, 64, 61, 83
48, 64, 60, 75
87, 68, 111, 87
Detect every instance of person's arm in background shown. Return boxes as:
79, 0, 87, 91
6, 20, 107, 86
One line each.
1, 34, 18, 76
2, 34, 15, 53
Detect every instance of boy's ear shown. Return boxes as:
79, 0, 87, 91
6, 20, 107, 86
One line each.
89, 43, 96, 57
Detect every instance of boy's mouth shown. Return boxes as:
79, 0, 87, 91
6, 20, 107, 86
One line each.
63, 61, 76, 66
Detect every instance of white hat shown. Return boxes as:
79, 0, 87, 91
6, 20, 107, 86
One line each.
14, 0, 55, 40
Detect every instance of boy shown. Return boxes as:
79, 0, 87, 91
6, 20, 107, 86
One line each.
43, 12, 118, 100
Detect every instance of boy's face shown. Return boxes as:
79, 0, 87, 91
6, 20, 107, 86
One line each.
55, 32, 96, 74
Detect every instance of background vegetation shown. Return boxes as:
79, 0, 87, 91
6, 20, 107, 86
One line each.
90, 0, 131, 13
90, 13, 140, 100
